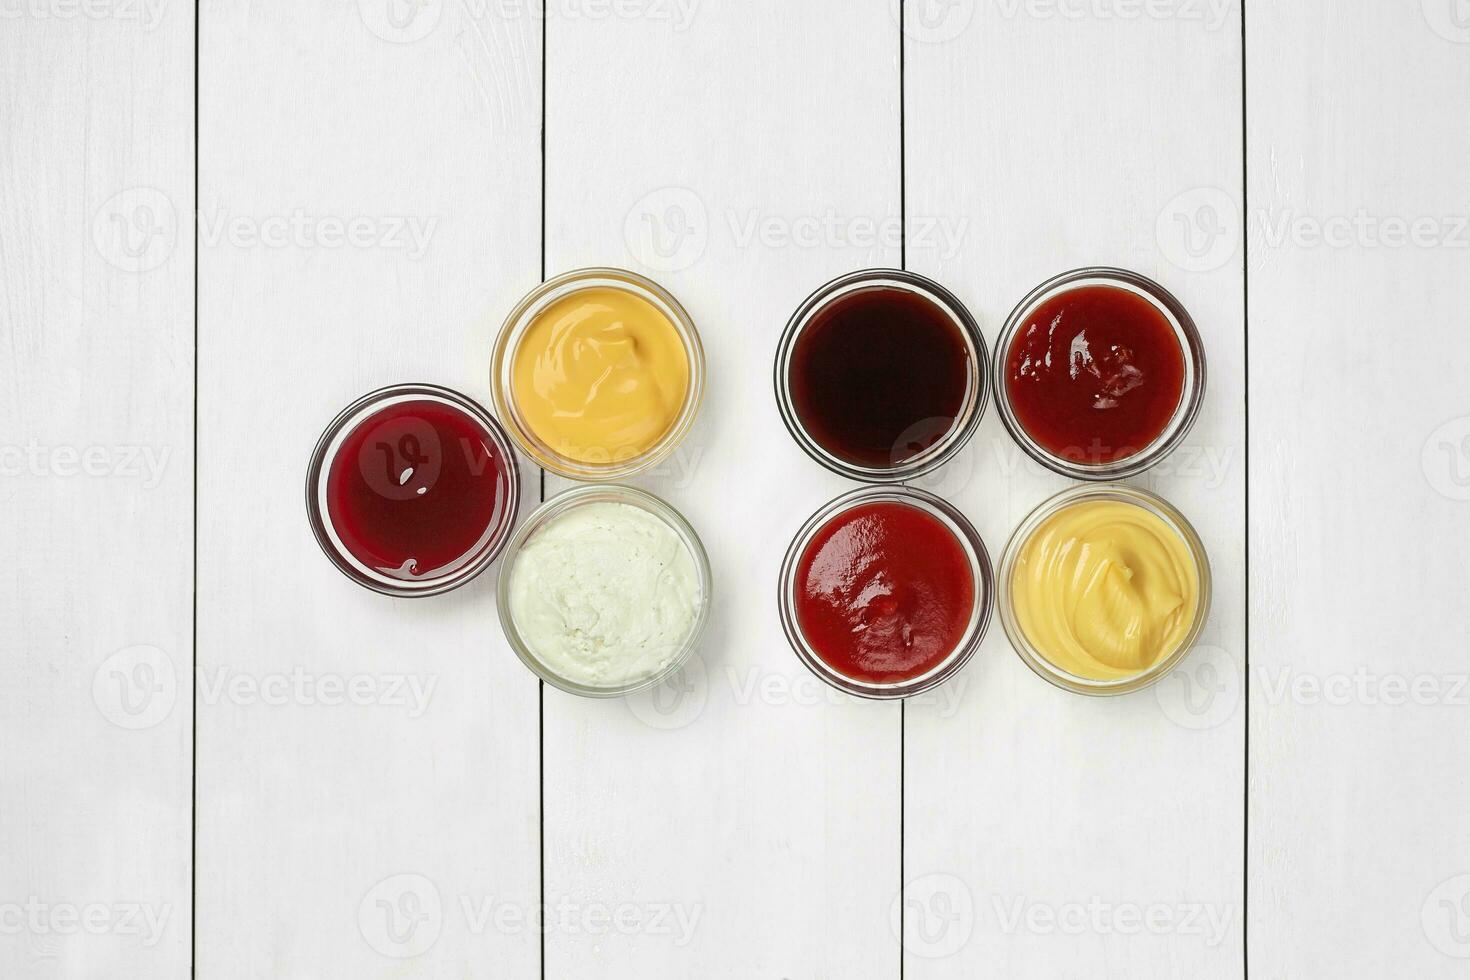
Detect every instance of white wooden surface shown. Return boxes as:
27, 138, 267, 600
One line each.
1, 7, 194, 979
195, 3, 541, 977
543, 3, 901, 976
904, 2, 1245, 977
1248, 3, 1470, 977
3, 1, 1466, 977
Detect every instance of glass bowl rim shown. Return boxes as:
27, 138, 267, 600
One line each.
495, 482, 713, 698
992, 266, 1207, 481
996, 482, 1213, 696
773, 267, 990, 484
777, 483, 995, 700
304, 382, 522, 598
490, 267, 706, 482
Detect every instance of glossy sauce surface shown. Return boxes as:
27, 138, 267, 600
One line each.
325, 400, 513, 580
789, 286, 971, 469
511, 285, 689, 465
1012, 499, 1200, 680
1006, 284, 1185, 464
795, 501, 975, 684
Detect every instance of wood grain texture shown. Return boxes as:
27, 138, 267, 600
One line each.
541, 1, 903, 975
903, 1, 1245, 975
0, 5, 194, 978
20, 1, 1464, 975
1248, 2, 1470, 976
196, 2, 541, 976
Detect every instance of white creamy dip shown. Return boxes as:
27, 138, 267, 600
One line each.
507, 500, 702, 689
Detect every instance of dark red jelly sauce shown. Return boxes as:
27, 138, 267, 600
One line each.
790, 286, 971, 469
795, 501, 975, 685
325, 399, 514, 580
1005, 285, 1185, 464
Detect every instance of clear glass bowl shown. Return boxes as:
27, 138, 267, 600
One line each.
998, 483, 1212, 696
496, 484, 713, 698
774, 268, 988, 483
993, 267, 1206, 481
305, 383, 521, 597
778, 484, 994, 700
490, 267, 705, 481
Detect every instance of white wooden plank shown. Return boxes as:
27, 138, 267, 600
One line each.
903, 2, 1246, 976
196, 3, 542, 976
0, 6, 194, 978
1247, 4, 1470, 976
541, 2, 903, 975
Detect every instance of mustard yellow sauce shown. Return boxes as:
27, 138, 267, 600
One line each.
511, 286, 689, 465
1012, 500, 1199, 680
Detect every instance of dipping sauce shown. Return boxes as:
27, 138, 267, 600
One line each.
789, 285, 973, 470
323, 397, 516, 582
1005, 284, 1185, 464
1011, 499, 1200, 681
794, 501, 976, 685
510, 285, 690, 466
505, 499, 704, 691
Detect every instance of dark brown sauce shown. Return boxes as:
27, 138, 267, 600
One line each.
789, 286, 971, 469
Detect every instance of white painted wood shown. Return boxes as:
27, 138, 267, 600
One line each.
196, 3, 542, 976
1247, 3, 1470, 977
15, 2, 1463, 976
903, 2, 1246, 976
540, 2, 903, 975
0, 8, 194, 979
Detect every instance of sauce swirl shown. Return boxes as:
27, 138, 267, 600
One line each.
512, 285, 690, 464
1005, 285, 1184, 464
794, 501, 975, 684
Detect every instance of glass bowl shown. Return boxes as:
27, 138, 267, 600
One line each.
778, 484, 994, 700
774, 268, 988, 483
997, 483, 1212, 696
993, 267, 1206, 481
305, 383, 521, 597
496, 484, 712, 698
490, 267, 705, 481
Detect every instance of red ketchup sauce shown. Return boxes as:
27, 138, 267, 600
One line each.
794, 501, 975, 684
790, 286, 970, 469
325, 400, 513, 580
1005, 285, 1185, 464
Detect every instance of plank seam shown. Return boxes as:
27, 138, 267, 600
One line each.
898, 4, 907, 979
1240, 0, 1250, 976
191, 1, 200, 976
538, 7, 548, 980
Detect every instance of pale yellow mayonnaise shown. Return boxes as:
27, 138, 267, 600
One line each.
1012, 500, 1200, 681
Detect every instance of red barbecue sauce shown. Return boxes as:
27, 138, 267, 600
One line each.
795, 501, 975, 684
789, 286, 970, 469
1005, 285, 1185, 464
325, 400, 513, 579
